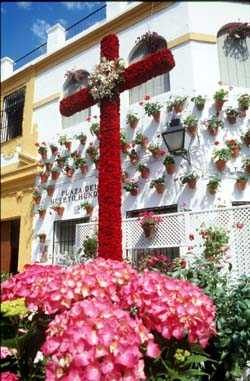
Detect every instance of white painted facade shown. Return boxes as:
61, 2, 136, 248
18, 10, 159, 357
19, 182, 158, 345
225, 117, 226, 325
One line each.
1, 1, 249, 265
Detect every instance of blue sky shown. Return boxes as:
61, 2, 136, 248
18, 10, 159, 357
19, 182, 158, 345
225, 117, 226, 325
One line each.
1, 2, 105, 61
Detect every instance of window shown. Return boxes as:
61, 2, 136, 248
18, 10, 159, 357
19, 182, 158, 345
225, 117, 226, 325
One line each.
126, 205, 180, 266
128, 36, 170, 104
1, 87, 25, 143
53, 217, 89, 265
62, 69, 91, 129
217, 23, 250, 88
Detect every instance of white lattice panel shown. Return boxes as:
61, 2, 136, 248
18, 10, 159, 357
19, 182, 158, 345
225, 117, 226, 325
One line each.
75, 206, 250, 277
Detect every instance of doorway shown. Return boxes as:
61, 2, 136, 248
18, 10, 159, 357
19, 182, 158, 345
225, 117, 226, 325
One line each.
1, 219, 20, 274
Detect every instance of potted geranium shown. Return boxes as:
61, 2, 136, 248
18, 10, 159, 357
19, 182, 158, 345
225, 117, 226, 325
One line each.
204, 116, 224, 136
39, 171, 50, 184
74, 157, 88, 175
207, 174, 221, 195
127, 146, 140, 165
241, 129, 250, 147
37, 207, 46, 219
80, 201, 94, 216
147, 142, 161, 159
33, 188, 42, 205
120, 130, 129, 154
58, 135, 72, 150
42, 159, 53, 172
43, 184, 55, 197
183, 115, 198, 138
237, 94, 250, 116
75, 132, 87, 145
35, 233, 47, 243
142, 96, 163, 122
163, 153, 175, 175
121, 170, 129, 182
50, 205, 65, 216
123, 179, 140, 196
135, 163, 150, 179
56, 154, 67, 168
225, 139, 242, 158
180, 171, 199, 189
51, 166, 60, 180
64, 161, 75, 177
49, 143, 59, 156
137, 211, 163, 239
90, 122, 100, 139
150, 175, 165, 194
224, 107, 240, 125
236, 173, 249, 192
35, 142, 48, 160
191, 95, 206, 111
212, 148, 231, 171
71, 149, 82, 160
213, 89, 229, 113
126, 110, 140, 129
86, 143, 98, 160
167, 95, 187, 114
133, 132, 148, 149
242, 156, 250, 173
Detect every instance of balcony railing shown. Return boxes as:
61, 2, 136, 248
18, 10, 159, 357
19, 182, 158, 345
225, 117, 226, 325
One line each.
13, 4, 106, 71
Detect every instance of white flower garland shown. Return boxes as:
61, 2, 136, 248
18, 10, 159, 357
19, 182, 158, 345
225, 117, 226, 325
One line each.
88, 57, 125, 102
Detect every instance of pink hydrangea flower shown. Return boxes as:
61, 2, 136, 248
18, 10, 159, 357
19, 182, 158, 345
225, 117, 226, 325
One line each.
0, 372, 19, 381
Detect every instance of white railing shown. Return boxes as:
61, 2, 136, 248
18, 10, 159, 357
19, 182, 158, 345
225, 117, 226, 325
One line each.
74, 205, 250, 277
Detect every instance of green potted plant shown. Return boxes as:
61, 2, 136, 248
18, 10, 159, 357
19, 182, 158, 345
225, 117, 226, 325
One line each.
224, 107, 240, 125
236, 173, 249, 192
212, 148, 231, 171
43, 159, 53, 172
86, 143, 98, 160
43, 184, 55, 197
240, 128, 250, 147
121, 170, 129, 182
35, 142, 48, 160
56, 154, 67, 168
133, 132, 148, 149
242, 156, 250, 173
163, 153, 175, 175
35, 233, 47, 243
204, 116, 224, 136
207, 174, 221, 195
180, 171, 199, 189
120, 130, 129, 154
90, 122, 100, 139
50, 204, 65, 216
225, 139, 242, 158
147, 142, 161, 159
80, 201, 94, 216
150, 175, 165, 194
183, 114, 198, 138
123, 180, 140, 196
213, 89, 229, 113
37, 207, 46, 219
237, 94, 250, 116
191, 95, 206, 111
64, 160, 75, 177
74, 157, 88, 175
51, 166, 60, 180
33, 188, 42, 205
58, 135, 72, 150
126, 110, 139, 129
137, 211, 163, 239
127, 147, 140, 165
39, 171, 50, 184
135, 163, 150, 179
75, 132, 87, 145
49, 143, 58, 156
143, 98, 163, 122
167, 95, 187, 114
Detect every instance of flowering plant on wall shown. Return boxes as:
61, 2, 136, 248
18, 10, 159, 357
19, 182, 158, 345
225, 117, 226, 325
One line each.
88, 56, 125, 102
226, 22, 250, 40
135, 31, 160, 53
123, 178, 140, 194
137, 211, 163, 226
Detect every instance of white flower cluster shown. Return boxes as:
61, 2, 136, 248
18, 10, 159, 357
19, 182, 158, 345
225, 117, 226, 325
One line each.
88, 57, 125, 102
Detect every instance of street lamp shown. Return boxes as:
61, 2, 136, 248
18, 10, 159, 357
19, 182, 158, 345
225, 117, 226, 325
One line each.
162, 118, 192, 165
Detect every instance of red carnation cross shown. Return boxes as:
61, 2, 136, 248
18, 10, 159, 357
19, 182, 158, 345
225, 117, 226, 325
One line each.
60, 34, 175, 261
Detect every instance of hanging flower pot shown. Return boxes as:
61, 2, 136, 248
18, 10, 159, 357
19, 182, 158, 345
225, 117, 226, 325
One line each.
121, 143, 129, 154
140, 167, 150, 179
40, 151, 48, 160
174, 103, 184, 114
94, 159, 100, 170
38, 209, 46, 219
33, 195, 41, 205
151, 149, 161, 159
39, 234, 46, 243
130, 189, 138, 196
165, 163, 175, 175
214, 99, 225, 113
187, 125, 197, 138
86, 206, 94, 215
197, 103, 205, 111
244, 136, 250, 147
231, 146, 241, 158
65, 168, 74, 177
56, 206, 64, 216
208, 126, 218, 136
40, 173, 49, 184
142, 224, 155, 239
80, 165, 88, 175
51, 171, 60, 180
45, 163, 53, 172
191, 95, 206, 111
227, 115, 237, 125
64, 141, 72, 150
122, 171, 129, 182
130, 119, 139, 129
236, 179, 247, 192
129, 153, 139, 165
50, 146, 58, 156
152, 110, 161, 123
208, 186, 218, 195
215, 159, 227, 172
80, 137, 87, 145
56, 158, 66, 168
46, 186, 55, 197
187, 179, 197, 189
154, 183, 165, 194
141, 136, 148, 149
244, 164, 250, 173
